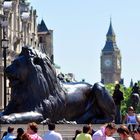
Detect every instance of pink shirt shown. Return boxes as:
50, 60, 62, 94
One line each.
92, 127, 115, 140
29, 133, 43, 140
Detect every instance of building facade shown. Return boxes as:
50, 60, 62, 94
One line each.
0, 0, 53, 110
101, 20, 121, 84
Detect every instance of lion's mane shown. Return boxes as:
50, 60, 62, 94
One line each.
4, 47, 65, 120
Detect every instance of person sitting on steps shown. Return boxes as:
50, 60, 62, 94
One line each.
124, 106, 139, 132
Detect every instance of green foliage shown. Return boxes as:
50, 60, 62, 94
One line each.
105, 84, 138, 115
121, 87, 132, 115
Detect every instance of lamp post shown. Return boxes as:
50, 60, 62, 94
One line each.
1, 0, 12, 110
1, 37, 9, 109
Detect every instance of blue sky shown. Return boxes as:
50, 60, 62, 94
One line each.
30, 0, 140, 87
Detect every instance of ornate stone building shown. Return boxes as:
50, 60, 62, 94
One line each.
0, 0, 53, 110
101, 20, 121, 84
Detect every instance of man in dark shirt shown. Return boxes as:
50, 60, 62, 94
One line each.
112, 84, 124, 124
132, 83, 139, 94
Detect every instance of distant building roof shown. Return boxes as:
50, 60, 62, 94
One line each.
38, 19, 49, 33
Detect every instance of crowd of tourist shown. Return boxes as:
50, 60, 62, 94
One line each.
1, 122, 140, 140
1, 122, 62, 140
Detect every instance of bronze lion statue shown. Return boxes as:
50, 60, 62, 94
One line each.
0, 46, 115, 124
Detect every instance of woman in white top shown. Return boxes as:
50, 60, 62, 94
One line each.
124, 106, 138, 132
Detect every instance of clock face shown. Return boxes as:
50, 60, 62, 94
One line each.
104, 59, 112, 67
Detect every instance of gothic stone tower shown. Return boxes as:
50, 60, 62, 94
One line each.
101, 20, 121, 84
38, 19, 54, 63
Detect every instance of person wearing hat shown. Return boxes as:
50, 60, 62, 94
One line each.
2, 126, 16, 140
124, 106, 139, 132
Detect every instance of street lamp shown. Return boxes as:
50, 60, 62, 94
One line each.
1, 38, 9, 109
1, 0, 13, 110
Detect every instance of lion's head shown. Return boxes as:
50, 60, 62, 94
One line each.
6, 55, 29, 87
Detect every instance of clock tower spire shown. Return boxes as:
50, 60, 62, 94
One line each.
103, 19, 117, 51
101, 20, 122, 84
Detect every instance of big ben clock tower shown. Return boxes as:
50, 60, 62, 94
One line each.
101, 20, 121, 84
